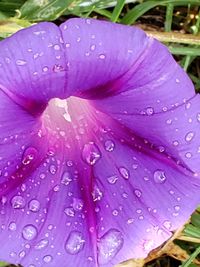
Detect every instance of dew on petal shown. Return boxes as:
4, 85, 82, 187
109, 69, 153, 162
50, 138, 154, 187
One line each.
28, 199, 40, 212
49, 164, 57, 175
185, 132, 195, 142
97, 229, 124, 264
153, 170, 166, 184
119, 167, 130, 179
8, 222, 17, 231
92, 185, 103, 201
107, 175, 118, 184
16, 59, 27, 66
22, 147, 38, 165
146, 107, 154, 116
104, 140, 115, 152
82, 142, 101, 165
72, 197, 84, 211
43, 255, 53, 263
61, 171, 72, 185
22, 225, 38, 241
64, 207, 75, 217
163, 220, 172, 230
65, 231, 85, 255
11, 195, 26, 209
35, 239, 49, 250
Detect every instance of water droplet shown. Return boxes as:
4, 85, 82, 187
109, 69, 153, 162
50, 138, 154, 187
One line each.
90, 44, 96, 51
163, 220, 172, 230
35, 239, 49, 250
43, 255, 53, 263
53, 64, 64, 72
197, 113, 200, 122
143, 239, 154, 251
65, 231, 85, 255
9, 222, 17, 231
107, 175, 118, 184
54, 44, 60, 50
119, 167, 129, 179
82, 142, 101, 165
49, 164, 57, 175
135, 189, 142, 198
146, 107, 154, 116
98, 229, 123, 264
72, 198, 84, 211
43, 66, 48, 72
92, 185, 103, 201
22, 147, 38, 165
61, 171, 72, 185
99, 54, 106, 60
185, 152, 192, 158
11, 196, 26, 209
185, 132, 194, 142
16, 60, 27, 66
28, 199, 40, 212
104, 140, 115, 152
64, 207, 75, 217
153, 170, 166, 184
22, 225, 37, 240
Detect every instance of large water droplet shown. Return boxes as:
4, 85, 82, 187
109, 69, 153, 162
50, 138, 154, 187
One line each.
28, 199, 40, 212
153, 170, 166, 184
61, 171, 72, 185
104, 140, 115, 152
22, 147, 38, 165
98, 229, 124, 264
11, 195, 26, 209
65, 231, 85, 255
22, 225, 37, 240
82, 142, 101, 165
119, 167, 129, 179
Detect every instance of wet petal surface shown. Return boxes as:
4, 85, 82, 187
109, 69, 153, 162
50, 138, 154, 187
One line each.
0, 18, 200, 267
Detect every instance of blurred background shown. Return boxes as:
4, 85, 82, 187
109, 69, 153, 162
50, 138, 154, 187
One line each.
0, 0, 200, 266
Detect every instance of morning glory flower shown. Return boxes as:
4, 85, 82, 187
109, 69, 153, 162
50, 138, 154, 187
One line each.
0, 18, 200, 267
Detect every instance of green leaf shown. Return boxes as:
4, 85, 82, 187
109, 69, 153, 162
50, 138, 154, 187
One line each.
121, 0, 200, 25
111, 0, 126, 22
181, 245, 200, 267
19, 0, 75, 22
0, 18, 32, 38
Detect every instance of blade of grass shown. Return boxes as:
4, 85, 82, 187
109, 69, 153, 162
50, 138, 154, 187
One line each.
181, 245, 200, 267
165, 3, 174, 31
93, 8, 113, 19
111, 0, 126, 22
121, 0, 200, 25
169, 46, 200, 56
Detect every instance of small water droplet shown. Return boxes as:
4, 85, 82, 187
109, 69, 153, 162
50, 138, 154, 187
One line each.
107, 175, 118, 184
53, 64, 64, 72
22, 225, 37, 241
90, 44, 96, 51
185, 152, 192, 158
99, 54, 106, 60
61, 171, 72, 185
22, 147, 38, 165
65, 231, 85, 255
119, 167, 129, 179
146, 107, 154, 116
64, 207, 75, 217
135, 189, 142, 198
153, 170, 166, 184
98, 229, 124, 264
104, 140, 115, 152
43, 255, 53, 263
9, 222, 17, 231
82, 142, 101, 165
143, 239, 154, 251
11, 196, 26, 209
163, 220, 172, 230
49, 164, 57, 175
35, 239, 49, 250
197, 113, 200, 122
185, 132, 194, 142
54, 44, 60, 50
16, 60, 27, 66
92, 185, 103, 201
28, 199, 40, 212
72, 198, 84, 211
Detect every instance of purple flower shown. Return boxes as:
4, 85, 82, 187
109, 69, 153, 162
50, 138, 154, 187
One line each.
0, 18, 200, 267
